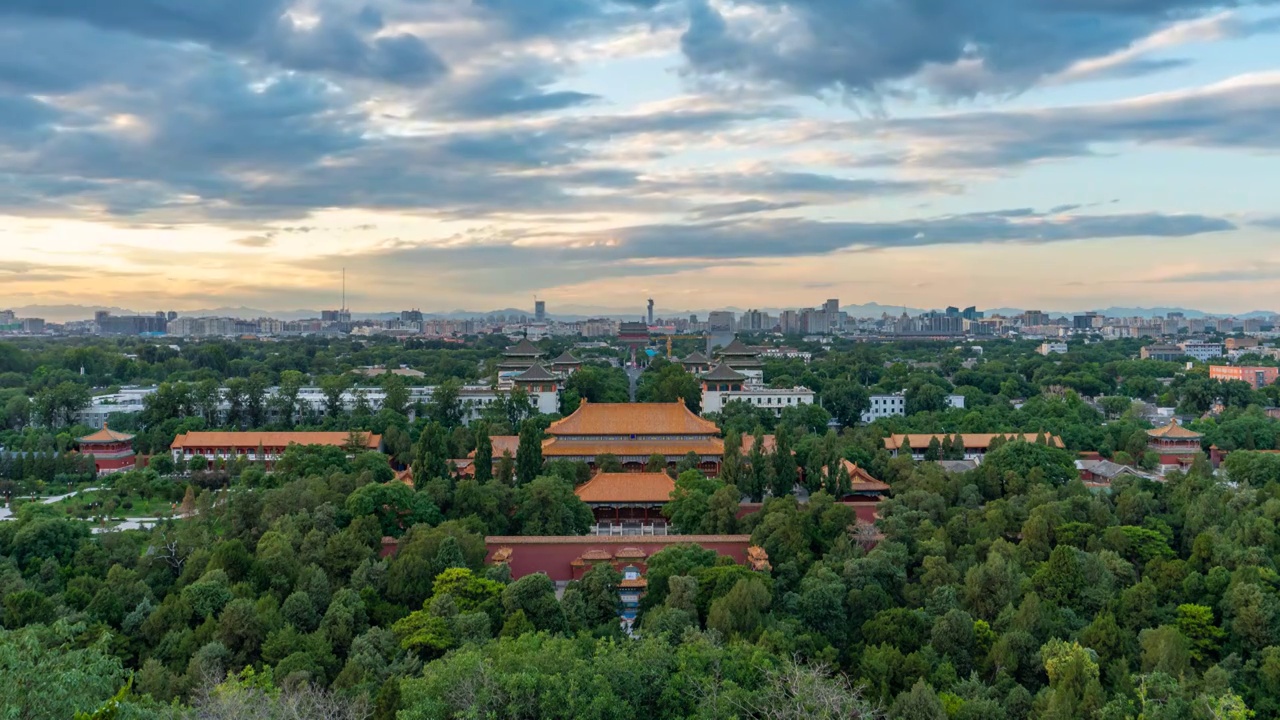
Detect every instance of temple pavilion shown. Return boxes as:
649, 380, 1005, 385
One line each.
77, 424, 136, 474
1147, 420, 1203, 475
498, 338, 544, 374
714, 338, 764, 383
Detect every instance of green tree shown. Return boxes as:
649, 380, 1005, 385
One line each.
413, 422, 451, 487
1039, 638, 1105, 720
472, 422, 493, 483
0, 622, 127, 719
891, 679, 946, 720
502, 573, 567, 634
515, 419, 544, 485
513, 476, 593, 535
707, 576, 770, 640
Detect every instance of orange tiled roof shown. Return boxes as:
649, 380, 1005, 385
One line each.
170, 431, 381, 450
543, 437, 724, 458
78, 426, 135, 443
839, 459, 891, 492
619, 577, 648, 589
574, 472, 675, 504
491, 547, 513, 563
476, 435, 735, 460
1147, 421, 1202, 439
548, 401, 720, 437
580, 549, 613, 561
614, 546, 648, 559
740, 434, 777, 455
884, 433, 1063, 451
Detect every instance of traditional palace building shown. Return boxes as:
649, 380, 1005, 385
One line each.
695, 338, 816, 417
170, 431, 383, 467
494, 339, 572, 416
480, 400, 772, 476
1147, 421, 1203, 474
886, 433, 1065, 461
543, 401, 725, 475
77, 425, 137, 474
497, 338, 544, 374
574, 472, 675, 535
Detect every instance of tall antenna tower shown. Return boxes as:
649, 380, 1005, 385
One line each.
342, 267, 346, 313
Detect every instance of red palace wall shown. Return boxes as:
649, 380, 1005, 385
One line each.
94, 456, 136, 473
484, 536, 754, 582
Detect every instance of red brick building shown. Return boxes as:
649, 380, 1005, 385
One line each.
1209, 365, 1280, 390
169, 431, 382, 468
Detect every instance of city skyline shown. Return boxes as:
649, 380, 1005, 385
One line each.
1, 2, 1279, 313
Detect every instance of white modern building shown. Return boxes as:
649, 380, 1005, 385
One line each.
1179, 341, 1223, 362
860, 392, 965, 424
78, 387, 155, 428
694, 341, 816, 417
1038, 342, 1069, 356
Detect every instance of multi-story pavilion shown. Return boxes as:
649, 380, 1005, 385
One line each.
497, 338, 544, 373
1147, 421, 1203, 474
77, 425, 136, 474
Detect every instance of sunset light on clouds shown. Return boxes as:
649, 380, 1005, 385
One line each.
2, 0, 1279, 314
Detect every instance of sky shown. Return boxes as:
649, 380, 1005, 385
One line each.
1, 0, 1279, 316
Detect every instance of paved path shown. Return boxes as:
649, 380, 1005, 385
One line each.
1, 488, 173, 533
626, 367, 643, 402
0, 487, 103, 521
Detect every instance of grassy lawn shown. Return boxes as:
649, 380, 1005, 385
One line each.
48, 489, 179, 520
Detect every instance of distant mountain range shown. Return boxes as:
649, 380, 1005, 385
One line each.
5, 303, 1277, 324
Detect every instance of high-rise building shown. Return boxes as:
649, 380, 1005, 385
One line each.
1073, 312, 1101, 330
647, 299, 655, 326
781, 310, 800, 335
1021, 310, 1049, 326
96, 311, 169, 336
535, 301, 546, 323
708, 311, 735, 333
824, 299, 840, 333
401, 309, 424, 323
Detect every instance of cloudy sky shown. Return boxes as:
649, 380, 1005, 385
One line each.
1, 0, 1279, 316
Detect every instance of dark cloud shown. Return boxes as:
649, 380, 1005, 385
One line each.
285, 207, 1233, 296
232, 236, 274, 248
599, 209, 1234, 261
679, 0, 1269, 98
0, 0, 447, 85
653, 171, 939, 199
688, 199, 807, 220
427, 66, 600, 119
842, 73, 1280, 169
0, 0, 288, 46
471, 0, 664, 38
1155, 264, 1280, 283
